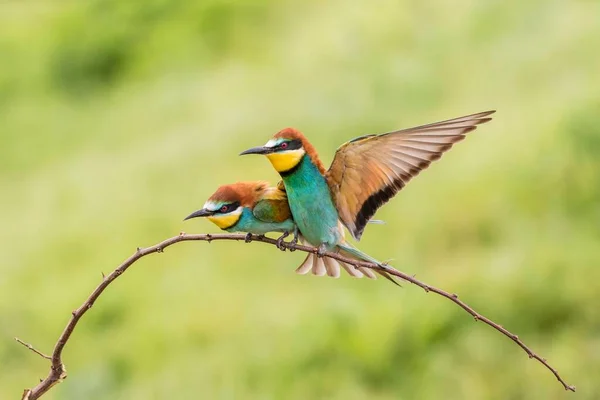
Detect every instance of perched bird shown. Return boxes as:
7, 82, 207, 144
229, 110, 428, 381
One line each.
240, 111, 495, 279
184, 181, 295, 240
184, 181, 381, 279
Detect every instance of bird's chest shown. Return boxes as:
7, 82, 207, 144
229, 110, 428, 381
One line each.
284, 169, 341, 247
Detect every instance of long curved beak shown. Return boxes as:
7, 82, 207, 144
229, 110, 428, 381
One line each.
240, 146, 271, 156
183, 208, 213, 221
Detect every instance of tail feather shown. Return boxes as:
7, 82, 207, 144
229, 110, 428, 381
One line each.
294, 239, 399, 284
359, 267, 377, 279
312, 256, 327, 276
340, 262, 364, 278
296, 254, 314, 275
323, 257, 341, 278
337, 242, 402, 286
296, 253, 374, 279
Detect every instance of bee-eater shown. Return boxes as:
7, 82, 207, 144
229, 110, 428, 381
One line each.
240, 111, 495, 277
184, 181, 296, 237
183, 181, 379, 279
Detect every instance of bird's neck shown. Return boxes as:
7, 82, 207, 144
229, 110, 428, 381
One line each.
280, 153, 324, 181
280, 154, 334, 209
225, 207, 255, 232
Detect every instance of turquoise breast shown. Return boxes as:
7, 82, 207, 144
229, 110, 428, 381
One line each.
282, 155, 342, 248
229, 208, 295, 234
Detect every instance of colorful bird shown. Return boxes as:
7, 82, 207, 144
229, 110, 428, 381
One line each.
240, 111, 495, 279
184, 181, 295, 241
184, 181, 381, 279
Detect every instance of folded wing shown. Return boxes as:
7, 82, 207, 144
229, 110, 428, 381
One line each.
325, 110, 495, 240
252, 186, 292, 223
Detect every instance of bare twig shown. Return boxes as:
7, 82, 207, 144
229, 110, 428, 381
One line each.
18, 233, 575, 398
14, 338, 51, 360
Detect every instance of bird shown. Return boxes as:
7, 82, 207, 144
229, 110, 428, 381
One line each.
240, 110, 495, 280
184, 181, 295, 241
183, 181, 381, 279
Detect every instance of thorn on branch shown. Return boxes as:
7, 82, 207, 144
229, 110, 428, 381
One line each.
452, 293, 459, 299
136, 247, 142, 253
206, 234, 212, 243
179, 231, 186, 237
101, 272, 105, 279
72, 310, 77, 316
156, 247, 164, 253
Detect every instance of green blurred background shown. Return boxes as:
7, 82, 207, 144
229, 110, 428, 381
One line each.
1, 1, 599, 399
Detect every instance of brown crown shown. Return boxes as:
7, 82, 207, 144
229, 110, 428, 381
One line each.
209, 181, 270, 207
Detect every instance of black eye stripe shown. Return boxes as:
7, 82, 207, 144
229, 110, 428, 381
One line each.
277, 139, 302, 151
216, 201, 240, 214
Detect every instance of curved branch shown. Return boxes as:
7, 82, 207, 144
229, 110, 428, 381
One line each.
18, 233, 575, 399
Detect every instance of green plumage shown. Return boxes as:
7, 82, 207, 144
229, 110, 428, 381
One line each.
234, 204, 295, 235
253, 198, 292, 224
241, 112, 499, 281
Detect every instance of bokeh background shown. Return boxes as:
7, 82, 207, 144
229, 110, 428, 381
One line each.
1, 1, 599, 399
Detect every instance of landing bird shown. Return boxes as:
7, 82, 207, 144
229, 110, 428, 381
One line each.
184, 181, 381, 279
240, 111, 495, 279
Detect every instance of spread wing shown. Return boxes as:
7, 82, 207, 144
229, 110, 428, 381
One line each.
325, 110, 495, 240
252, 186, 292, 223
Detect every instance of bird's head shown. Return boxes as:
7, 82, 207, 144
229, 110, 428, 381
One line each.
184, 182, 269, 230
240, 128, 321, 174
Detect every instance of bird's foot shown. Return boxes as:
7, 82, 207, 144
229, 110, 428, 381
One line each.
289, 231, 299, 252
276, 231, 290, 251
316, 244, 327, 258
244, 233, 253, 243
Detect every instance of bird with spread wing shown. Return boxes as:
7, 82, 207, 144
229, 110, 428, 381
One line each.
240, 111, 495, 281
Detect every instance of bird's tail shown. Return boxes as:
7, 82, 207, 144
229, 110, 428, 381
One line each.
295, 238, 378, 279
336, 242, 402, 286
294, 240, 400, 285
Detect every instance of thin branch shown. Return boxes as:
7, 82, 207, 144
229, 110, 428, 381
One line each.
14, 338, 51, 360
18, 233, 575, 398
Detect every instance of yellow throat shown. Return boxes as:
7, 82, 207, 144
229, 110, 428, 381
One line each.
207, 211, 241, 229
266, 149, 305, 173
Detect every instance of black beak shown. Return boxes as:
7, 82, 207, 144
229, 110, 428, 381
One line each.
183, 208, 213, 221
239, 146, 271, 156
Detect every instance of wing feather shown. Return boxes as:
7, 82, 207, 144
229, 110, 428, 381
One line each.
252, 185, 292, 223
326, 111, 495, 239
